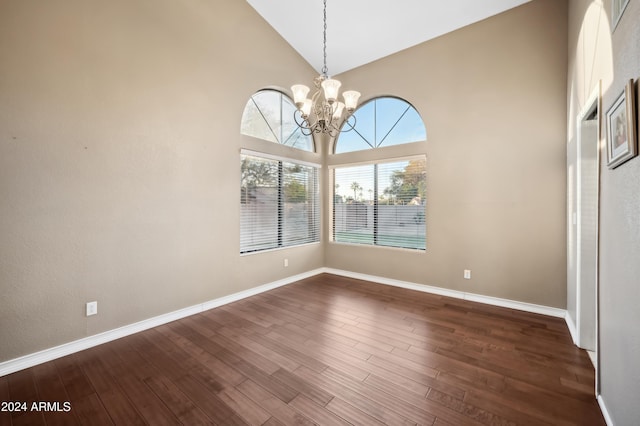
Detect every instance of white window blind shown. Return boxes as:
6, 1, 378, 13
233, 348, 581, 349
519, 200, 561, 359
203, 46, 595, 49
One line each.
333, 157, 426, 250
241, 153, 320, 254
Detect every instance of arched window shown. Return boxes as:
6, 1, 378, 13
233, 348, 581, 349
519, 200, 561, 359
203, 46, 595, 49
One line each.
332, 97, 427, 251
335, 97, 426, 154
241, 89, 314, 152
239, 89, 319, 254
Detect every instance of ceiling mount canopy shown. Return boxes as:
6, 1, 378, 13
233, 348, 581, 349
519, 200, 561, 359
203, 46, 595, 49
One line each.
291, 0, 361, 138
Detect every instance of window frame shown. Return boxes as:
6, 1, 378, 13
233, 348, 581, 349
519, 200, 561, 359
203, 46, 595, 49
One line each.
334, 96, 426, 154
240, 149, 321, 255
330, 95, 427, 251
241, 89, 315, 153
330, 155, 427, 251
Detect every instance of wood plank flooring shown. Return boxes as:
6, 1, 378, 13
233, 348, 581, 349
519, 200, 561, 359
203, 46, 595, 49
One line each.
0, 273, 605, 425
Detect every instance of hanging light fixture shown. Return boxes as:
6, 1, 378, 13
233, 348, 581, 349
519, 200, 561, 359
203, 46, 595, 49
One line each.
292, 0, 361, 137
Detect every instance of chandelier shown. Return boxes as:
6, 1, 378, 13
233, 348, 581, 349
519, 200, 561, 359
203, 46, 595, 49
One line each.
291, 0, 361, 137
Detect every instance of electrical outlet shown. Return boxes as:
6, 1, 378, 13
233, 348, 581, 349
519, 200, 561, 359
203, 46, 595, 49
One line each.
464, 270, 471, 280
284, 258, 289, 267
86, 301, 98, 316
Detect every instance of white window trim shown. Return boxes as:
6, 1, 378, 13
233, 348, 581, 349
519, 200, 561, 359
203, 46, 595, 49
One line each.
330, 155, 426, 251
241, 148, 321, 169
327, 154, 426, 170
240, 152, 321, 255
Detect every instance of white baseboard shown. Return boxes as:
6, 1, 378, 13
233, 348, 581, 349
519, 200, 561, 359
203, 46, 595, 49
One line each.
597, 394, 614, 426
565, 311, 578, 344
321, 268, 567, 318
1, 267, 567, 377
0, 268, 324, 377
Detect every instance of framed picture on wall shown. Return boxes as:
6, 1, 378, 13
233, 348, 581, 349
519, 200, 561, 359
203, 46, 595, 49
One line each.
612, 0, 630, 30
606, 80, 637, 168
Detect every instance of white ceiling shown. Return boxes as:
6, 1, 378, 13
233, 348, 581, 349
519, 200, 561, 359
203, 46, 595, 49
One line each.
247, 0, 532, 75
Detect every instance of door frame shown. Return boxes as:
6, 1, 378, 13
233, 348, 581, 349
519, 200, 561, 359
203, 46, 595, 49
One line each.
574, 82, 602, 395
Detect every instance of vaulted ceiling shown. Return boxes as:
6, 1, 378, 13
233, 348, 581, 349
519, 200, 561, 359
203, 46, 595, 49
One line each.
247, 0, 532, 75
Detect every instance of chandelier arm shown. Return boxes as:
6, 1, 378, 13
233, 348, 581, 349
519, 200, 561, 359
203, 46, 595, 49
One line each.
340, 113, 358, 133
293, 109, 313, 130
310, 90, 323, 118
327, 123, 340, 138
322, 102, 334, 124
292, 109, 307, 127
309, 89, 324, 125
329, 123, 341, 139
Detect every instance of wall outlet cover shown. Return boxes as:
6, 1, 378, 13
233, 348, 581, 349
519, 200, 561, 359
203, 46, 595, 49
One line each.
86, 301, 98, 316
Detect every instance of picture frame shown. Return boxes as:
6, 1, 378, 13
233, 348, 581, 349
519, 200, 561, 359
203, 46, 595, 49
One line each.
612, 0, 630, 31
606, 79, 637, 169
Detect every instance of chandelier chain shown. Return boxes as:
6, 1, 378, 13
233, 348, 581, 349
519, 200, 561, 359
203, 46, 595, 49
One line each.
291, 0, 360, 137
322, 0, 328, 77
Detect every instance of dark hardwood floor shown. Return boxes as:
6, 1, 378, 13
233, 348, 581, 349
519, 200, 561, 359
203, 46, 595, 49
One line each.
1, 273, 605, 425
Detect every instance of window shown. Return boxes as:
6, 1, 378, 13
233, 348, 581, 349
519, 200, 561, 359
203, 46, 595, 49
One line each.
240, 89, 319, 254
335, 97, 426, 154
241, 89, 313, 152
333, 96, 427, 250
332, 157, 426, 250
240, 151, 320, 254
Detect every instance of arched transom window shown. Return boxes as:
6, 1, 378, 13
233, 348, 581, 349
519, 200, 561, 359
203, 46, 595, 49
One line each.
241, 89, 314, 152
335, 97, 426, 154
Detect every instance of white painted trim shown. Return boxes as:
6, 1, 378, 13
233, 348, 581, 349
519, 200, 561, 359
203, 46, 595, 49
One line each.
201, 269, 322, 310
320, 267, 464, 299
322, 268, 567, 318
327, 154, 427, 170
3, 266, 609, 424
597, 394, 614, 426
464, 293, 565, 318
0, 268, 324, 377
240, 148, 321, 168
565, 311, 578, 345
0, 267, 569, 377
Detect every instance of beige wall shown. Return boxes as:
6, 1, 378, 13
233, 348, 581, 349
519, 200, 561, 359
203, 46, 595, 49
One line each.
0, 0, 321, 362
3, 2, 636, 421
0, 0, 594, 385
568, 0, 640, 424
325, 0, 569, 308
